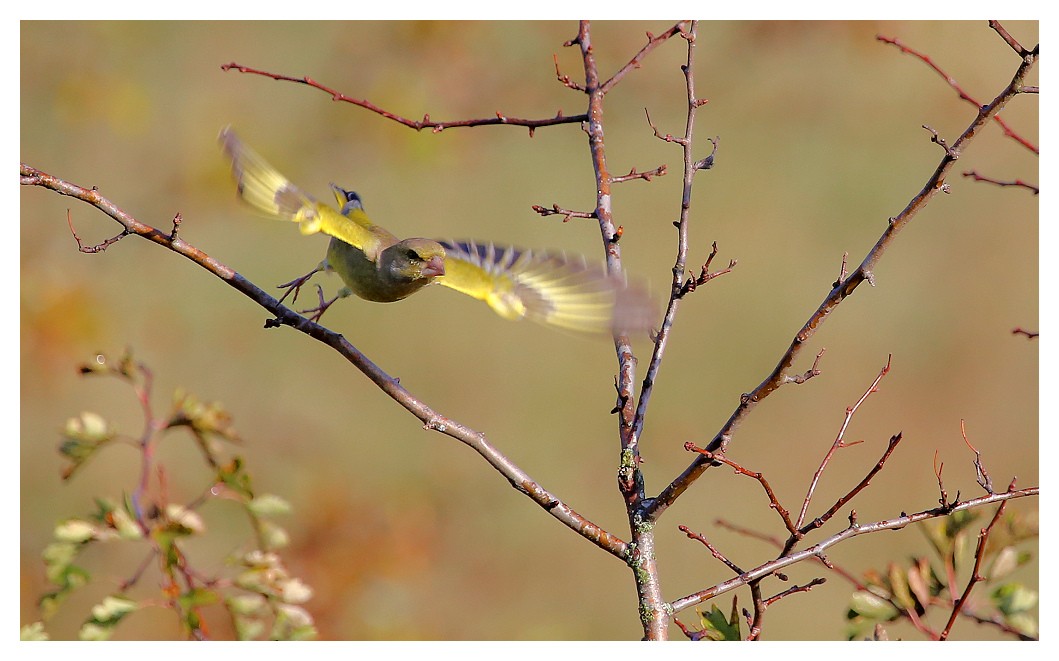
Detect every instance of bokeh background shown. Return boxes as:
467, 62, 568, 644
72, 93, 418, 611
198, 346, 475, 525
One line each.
20, 21, 1038, 640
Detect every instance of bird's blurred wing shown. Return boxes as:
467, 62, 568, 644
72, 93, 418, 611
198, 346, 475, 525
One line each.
435, 240, 655, 335
219, 126, 395, 256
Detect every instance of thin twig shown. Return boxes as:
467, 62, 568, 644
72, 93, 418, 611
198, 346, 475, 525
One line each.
939, 480, 1014, 640
877, 33, 1038, 154
221, 62, 588, 137
962, 170, 1038, 194
794, 357, 892, 531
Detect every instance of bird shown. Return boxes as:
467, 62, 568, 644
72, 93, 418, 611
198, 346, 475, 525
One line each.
218, 126, 655, 335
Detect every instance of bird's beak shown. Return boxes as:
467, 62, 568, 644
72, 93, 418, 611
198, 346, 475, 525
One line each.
423, 255, 446, 278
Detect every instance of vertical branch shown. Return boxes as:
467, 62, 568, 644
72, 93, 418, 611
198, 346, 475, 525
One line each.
570, 20, 666, 641
632, 21, 709, 454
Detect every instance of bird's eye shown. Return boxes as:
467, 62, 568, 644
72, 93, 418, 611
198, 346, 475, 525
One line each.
406, 249, 420, 261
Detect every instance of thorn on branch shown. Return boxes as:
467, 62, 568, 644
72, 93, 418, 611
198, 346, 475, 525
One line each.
552, 53, 586, 91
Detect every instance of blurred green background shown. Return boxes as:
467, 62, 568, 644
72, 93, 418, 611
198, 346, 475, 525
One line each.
20, 21, 1038, 640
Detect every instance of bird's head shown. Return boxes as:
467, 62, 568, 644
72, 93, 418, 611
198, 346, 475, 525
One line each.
385, 238, 447, 284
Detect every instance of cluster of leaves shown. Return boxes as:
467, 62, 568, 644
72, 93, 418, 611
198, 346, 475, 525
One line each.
846, 509, 1038, 640
21, 351, 314, 641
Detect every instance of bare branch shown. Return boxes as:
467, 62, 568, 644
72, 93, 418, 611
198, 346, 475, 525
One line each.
940, 482, 1013, 640
221, 62, 588, 135
600, 22, 689, 94
962, 170, 1038, 195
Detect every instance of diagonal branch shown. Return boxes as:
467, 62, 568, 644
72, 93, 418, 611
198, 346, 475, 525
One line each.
668, 485, 1038, 615
20, 162, 630, 561
599, 22, 689, 94
646, 30, 1038, 522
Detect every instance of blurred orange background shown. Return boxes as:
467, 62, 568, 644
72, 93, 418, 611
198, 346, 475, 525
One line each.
20, 21, 1038, 640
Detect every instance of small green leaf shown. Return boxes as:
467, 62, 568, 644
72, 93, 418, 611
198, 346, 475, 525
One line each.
849, 590, 899, 620
697, 601, 742, 641
248, 494, 291, 517
178, 587, 219, 610
992, 583, 1037, 615
887, 563, 915, 610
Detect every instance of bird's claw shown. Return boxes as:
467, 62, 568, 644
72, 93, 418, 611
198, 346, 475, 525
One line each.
298, 285, 340, 323
277, 266, 324, 305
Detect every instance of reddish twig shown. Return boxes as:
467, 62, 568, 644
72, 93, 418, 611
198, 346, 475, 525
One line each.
989, 20, 1033, 57
784, 348, 826, 385
221, 62, 588, 137
684, 443, 796, 534
600, 23, 689, 94
939, 480, 1014, 640
763, 577, 826, 608
67, 208, 129, 253
961, 419, 994, 494
552, 53, 586, 92
676, 241, 737, 298
962, 170, 1038, 195
679, 525, 745, 574
794, 356, 893, 531
1011, 327, 1039, 339
876, 33, 1038, 155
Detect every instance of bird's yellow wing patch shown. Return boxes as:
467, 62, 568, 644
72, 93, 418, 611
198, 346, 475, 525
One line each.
435, 240, 655, 335
219, 127, 394, 256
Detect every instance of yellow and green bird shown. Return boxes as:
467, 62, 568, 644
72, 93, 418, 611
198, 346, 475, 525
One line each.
219, 127, 655, 335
